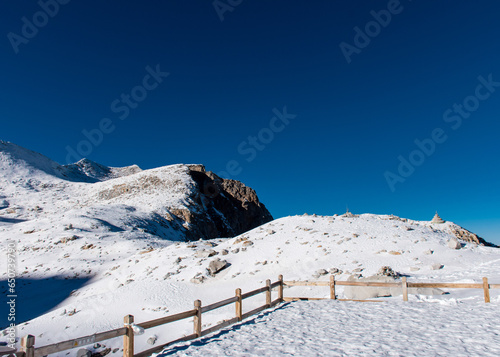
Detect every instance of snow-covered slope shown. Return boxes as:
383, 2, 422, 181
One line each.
0, 140, 204, 241
1, 213, 499, 356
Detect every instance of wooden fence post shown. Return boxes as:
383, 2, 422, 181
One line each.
278, 275, 284, 302
266, 279, 272, 307
402, 277, 408, 302
21, 335, 35, 357
330, 275, 336, 300
194, 300, 202, 337
483, 277, 490, 303
123, 315, 134, 357
235, 288, 242, 321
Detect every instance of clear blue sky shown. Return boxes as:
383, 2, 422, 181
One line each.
1, 1, 499, 244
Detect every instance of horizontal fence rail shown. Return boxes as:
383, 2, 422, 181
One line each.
201, 296, 239, 313
136, 309, 197, 330
16, 275, 497, 357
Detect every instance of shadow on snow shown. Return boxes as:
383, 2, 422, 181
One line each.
0, 276, 92, 329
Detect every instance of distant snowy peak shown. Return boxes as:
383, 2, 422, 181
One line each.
63, 158, 142, 182
0, 141, 141, 183
0, 140, 65, 180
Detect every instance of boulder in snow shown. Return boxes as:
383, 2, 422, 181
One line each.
329, 268, 343, 275
377, 266, 400, 278
431, 263, 444, 270
317, 269, 328, 276
447, 238, 462, 250
195, 249, 217, 258
207, 258, 228, 276
190, 274, 206, 284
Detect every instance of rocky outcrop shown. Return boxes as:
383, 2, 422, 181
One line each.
90, 164, 273, 242
173, 165, 273, 241
448, 224, 498, 247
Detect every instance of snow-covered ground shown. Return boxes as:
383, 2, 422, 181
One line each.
1, 141, 499, 356
2, 214, 498, 356
156, 299, 500, 357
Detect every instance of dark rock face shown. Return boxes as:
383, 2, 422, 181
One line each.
171, 165, 273, 241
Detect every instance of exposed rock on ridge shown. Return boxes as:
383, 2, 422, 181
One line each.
448, 224, 497, 247
179, 165, 273, 240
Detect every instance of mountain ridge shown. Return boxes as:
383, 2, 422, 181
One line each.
0, 141, 272, 241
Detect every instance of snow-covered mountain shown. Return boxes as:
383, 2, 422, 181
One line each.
0, 141, 499, 356
0, 141, 141, 183
0, 141, 272, 242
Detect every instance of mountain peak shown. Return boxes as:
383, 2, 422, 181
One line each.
63, 158, 142, 182
0, 141, 142, 183
0, 140, 66, 180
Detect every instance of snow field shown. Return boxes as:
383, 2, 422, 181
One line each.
156, 299, 500, 357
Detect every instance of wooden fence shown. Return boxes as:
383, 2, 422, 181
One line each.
283, 276, 499, 303
11, 275, 498, 357
16, 277, 284, 357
